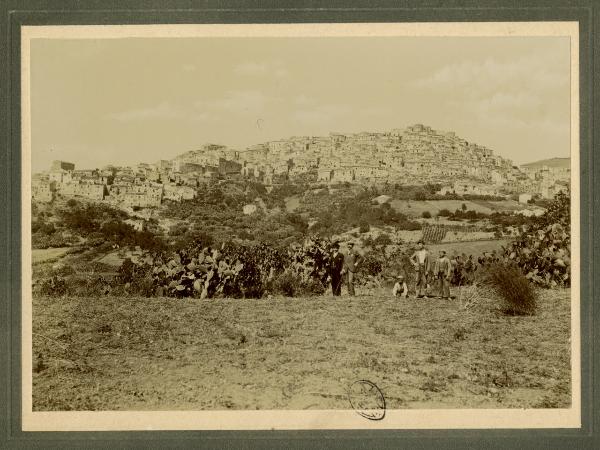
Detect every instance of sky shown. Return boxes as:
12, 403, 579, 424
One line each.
30, 36, 571, 172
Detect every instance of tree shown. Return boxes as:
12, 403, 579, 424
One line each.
461, 203, 467, 212
415, 190, 428, 201
373, 233, 392, 246
422, 211, 432, 219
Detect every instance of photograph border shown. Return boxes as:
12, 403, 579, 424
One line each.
18, 19, 583, 433
1, 1, 597, 448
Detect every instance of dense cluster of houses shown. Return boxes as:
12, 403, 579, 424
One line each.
237, 124, 520, 186
31, 125, 570, 207
31, 148, 243, 207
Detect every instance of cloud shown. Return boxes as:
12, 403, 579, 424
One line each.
108, 102, 182, 122
293, 94, 317, 106
413, 51, 568, 94
478, 113, 569, 136
234, 61, 288, 78
415, 49, 569, 138
108, 102, 210, 123
293, 104, 351, 124
182, 63, 196, 73
455, 91, 542, 116
195, 90, 272, 115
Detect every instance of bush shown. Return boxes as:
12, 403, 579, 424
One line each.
129, 274, 156, 297
477, 262, 537, 315
415, 190, 428, 201
39, 275, 68, 297
360, 254, 383, 278
272, 269, 326, 297
422, 211, 432, 219
50, 264, 76, 277
438, 209, 451, 217
64, 275, 113, 297
358, 221, 370, 233
373, 233, 392, 247
503, 189, 570, 287
271, 271, 296, 296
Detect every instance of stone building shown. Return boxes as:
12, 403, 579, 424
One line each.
51, 160, 75, 172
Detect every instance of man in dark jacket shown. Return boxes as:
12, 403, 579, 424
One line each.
329, 242, 345, 296
434, 250, 452, 299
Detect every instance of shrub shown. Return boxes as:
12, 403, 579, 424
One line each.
503, 189, 571, 287
438, 209, 451, 217
358, 221, 370, 233
373, 233, 392, 247
360, 254, 383, 278
65, 275, 113, 297
39, 275, 68, 297
273, 270, 302, 297
272, 269, 326, 297
50, 264, 76, 277
422, 211, 432, 219
477, 262, 537, 315
415, 190, 428, 201
129, 274, 156, 297
361, 235, 375, 247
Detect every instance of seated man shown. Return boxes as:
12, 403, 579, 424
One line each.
392, 275, 409, 298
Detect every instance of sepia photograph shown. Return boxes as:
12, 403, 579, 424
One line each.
20, 22, 580, 431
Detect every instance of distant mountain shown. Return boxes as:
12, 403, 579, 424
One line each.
521, 157, 570, 169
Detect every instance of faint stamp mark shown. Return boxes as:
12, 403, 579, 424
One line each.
347, 380, 386, 421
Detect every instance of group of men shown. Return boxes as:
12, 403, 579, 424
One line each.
328, 239, 483, 299
328, 241, 363, 296
406, 240, 452, 299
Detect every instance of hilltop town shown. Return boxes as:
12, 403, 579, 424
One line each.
32, 124, 570, 208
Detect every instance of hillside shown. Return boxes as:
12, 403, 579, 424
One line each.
167, 124, 520, 186
521, 157, 570, 169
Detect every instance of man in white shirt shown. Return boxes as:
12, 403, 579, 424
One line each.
410, 240, 431, 298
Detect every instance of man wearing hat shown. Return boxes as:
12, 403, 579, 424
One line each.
329, 242, 345, 296
434, 250, 452, 299
343, 241, 363, 296
410, 240, 431, 298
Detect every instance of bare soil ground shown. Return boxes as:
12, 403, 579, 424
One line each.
32, 287, 571, 411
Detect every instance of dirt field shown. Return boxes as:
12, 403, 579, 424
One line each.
32, 287, 571, 411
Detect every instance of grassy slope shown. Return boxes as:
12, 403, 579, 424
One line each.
32, 247, 71, 263
32, 288, 571, 411
427, 239, 509, 256
389, 199, 539, 217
